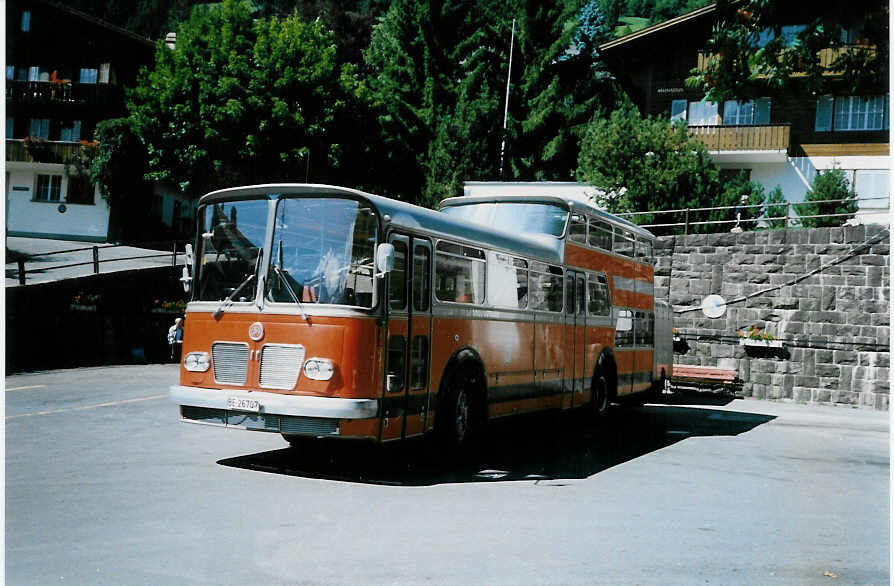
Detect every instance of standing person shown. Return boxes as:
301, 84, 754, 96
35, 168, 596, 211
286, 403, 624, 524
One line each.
168, 317, 184, 362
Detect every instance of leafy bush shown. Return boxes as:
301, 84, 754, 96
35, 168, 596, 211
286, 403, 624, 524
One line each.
795, 168, 858, 228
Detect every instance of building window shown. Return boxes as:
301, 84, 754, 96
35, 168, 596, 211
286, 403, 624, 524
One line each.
6, 117, 14, 139
29, 118, 49, 139
816, 95, 889, 131
60, 121, 81, 142
28, 66, 40, 82
35, 175, 62, 202
6, 66, 14, 80
723, 98, 771, 125
672, 100, 720, 126
21, 10, 31, 32
79, 68, 98, 84
99, 63, 111, 84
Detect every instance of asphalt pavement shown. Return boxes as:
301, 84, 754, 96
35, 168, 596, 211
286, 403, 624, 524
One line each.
4, 364, 890, 585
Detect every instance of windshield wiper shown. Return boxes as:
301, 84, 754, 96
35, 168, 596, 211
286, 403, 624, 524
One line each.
212, 250, 261, 320
272, 265, 310, 323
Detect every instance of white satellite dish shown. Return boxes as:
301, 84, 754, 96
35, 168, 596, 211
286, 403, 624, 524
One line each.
701, 294, 727, 318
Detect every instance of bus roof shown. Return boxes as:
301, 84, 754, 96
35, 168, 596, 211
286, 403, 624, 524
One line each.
439, 193, 655, 241
198, 184, 566, 264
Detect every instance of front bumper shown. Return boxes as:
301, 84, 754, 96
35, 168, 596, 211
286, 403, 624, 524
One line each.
169, 385, 380, 437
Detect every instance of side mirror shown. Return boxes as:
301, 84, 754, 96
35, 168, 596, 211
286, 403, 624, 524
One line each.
184, 243, 194, 267
375, 243, 395, 278
181, 243, 194, 293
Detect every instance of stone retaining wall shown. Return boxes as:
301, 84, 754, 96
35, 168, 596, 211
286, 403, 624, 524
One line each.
655, 225, 890, 410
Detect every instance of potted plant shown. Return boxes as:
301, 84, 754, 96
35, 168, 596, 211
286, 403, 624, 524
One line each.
737, 326, 783, 348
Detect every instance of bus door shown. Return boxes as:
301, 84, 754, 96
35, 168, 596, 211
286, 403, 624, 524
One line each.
563, 270, 587, 409
614, 308, 634, 396
382, 234, 432, 441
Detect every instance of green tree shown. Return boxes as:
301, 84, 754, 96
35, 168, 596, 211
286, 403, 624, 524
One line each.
687, 0, 889, 102
576, 104, 763, 234
89, 118, 157, 240
795, 168, 858, 227
128, 0, 363, 199
364, 0, 506, 205
506, 0, 617, 181
762, 185, 788, 229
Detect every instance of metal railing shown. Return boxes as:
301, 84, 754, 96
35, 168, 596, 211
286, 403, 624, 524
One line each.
10, 240, 190, 285
5, 80, 122, 106
617, 196, 890, 234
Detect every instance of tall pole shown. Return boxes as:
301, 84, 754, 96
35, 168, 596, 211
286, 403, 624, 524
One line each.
499, 18, 516, 179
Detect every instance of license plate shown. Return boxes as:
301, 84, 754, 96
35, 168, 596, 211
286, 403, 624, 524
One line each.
227, 396, 260, 413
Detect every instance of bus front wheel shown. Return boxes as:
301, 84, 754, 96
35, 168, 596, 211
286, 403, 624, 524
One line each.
591, 373, 609, 418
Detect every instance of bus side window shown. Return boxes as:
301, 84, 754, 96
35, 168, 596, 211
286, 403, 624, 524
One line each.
389, 241, 408, 311
569, 214, 587, 244
615, 309, 633, 347
588, 274, 611, 316
530, 262, 563, 312
412, 244, 430, 312
614, 229, 635, 257
435, 242, 485, 304
589, 219, 613, 251
636, 238, 653, 262
565, 274, 575, 314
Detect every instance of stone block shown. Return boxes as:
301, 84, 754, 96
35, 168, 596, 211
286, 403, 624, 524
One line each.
818, 377, 839, 390
753, 232, 768, 245
782, 321, 804, 335
813, 389, 832, 403
844, 224, 866, 243
815, 363, 841, 377
809, 229, 831, 244
840, 264, 867, 276
752, 372, 773, 385
795, 375, 820, 388
850, 312, 873, 326
799, 298, 820, 311
871, 312, 890, 327
814, 349, 833, 362
832, 390, 860, 404
846, 276, 867, 288
867, 267, 885, 287
875, 395, 889, 410
833, 350, 858, 365
861, 255, 887, 266
793, 387, 812, 402
839, 365, 853, 389
857, 287, 877, 301
711, 344, 734, 358
815, 311, 844, 324
829, 227, 843, 243
821, 288, 836, 311
823, 275, 846, 286
768, 230, 787, 245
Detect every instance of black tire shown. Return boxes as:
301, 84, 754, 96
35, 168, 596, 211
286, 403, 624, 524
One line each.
591, 371, 609, 418
282, 434, 311, 449
436, 366, 483, 460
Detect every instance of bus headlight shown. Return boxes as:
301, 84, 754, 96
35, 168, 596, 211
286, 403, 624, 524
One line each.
184, 352, 210, 372
303, 358, 335, 381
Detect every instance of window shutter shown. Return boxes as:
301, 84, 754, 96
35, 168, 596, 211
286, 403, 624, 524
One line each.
814, 95, 833, 131
755, 97, 771, 124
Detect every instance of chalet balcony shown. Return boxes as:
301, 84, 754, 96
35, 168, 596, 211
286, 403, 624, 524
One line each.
6, 80, 122, 107
688, 123, 791, 163
6, 139, 93, 164
697, 45, 877, 73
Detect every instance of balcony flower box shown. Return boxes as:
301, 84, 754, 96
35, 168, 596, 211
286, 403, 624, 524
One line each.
738, 339, 783, 348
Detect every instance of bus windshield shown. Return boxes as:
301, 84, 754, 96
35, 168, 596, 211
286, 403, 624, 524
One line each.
196, 199, 267, 302
266, 197, 378, 308
441, 202, 569, 237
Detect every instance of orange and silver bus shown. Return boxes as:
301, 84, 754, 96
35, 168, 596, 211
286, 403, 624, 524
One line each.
169, 184, 672, 448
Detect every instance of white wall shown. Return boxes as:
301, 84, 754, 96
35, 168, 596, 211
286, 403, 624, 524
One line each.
717, 155, 890, 224
6, 162, 110, 241
463, 181, 602, 205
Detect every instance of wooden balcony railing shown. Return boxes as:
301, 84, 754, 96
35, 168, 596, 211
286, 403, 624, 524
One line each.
6, 139, 91, 163
688, 124, 791, 152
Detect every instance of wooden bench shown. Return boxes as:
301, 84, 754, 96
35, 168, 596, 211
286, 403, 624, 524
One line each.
670, 365, 743, 395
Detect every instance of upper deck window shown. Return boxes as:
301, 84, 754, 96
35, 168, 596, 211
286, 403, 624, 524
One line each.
441, 201, 569, 237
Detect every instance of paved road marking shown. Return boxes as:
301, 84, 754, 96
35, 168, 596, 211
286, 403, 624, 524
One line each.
5, 385, 47, 392
6, 394, 167, 420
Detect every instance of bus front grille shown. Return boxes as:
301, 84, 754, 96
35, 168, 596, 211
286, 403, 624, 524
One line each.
259, 344, 305, 389
211, 342, 249, 384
